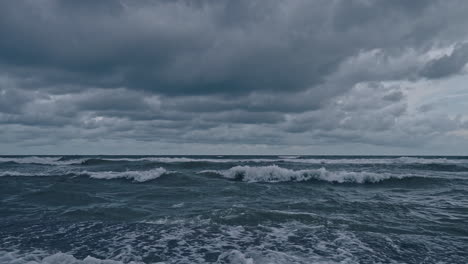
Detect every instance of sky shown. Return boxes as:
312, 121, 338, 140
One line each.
1, 0, 468, 155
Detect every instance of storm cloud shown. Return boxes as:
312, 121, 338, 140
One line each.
1, 0, 468, 154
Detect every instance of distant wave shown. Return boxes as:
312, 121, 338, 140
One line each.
95, 156, 468, 165
277, 155, 301, 159
0, 156, 264, 165
285, 157, 468, 165
0, 156, 86, 165
98, 156, 468, 165
97, 157, 272, 163
0, 168, 171, 182
0, 171, 51, 177
199, 165, 416, 183
1, 156, 468, 167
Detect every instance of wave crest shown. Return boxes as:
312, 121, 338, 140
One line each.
200, 165, 406, 183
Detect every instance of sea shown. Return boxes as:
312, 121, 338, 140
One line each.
0, 155, 467, 264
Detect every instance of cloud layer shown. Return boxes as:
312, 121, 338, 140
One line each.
1, 0, 468, 154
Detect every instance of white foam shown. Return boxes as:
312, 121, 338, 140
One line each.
217, 250, 254, 264
0, 171, 50, 177
200, 165, 407, 183
0, 219, 392, 264
0, 251, 143, 264
84, 167, 168, 182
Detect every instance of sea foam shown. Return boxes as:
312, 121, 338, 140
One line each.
0, 251, 144, 264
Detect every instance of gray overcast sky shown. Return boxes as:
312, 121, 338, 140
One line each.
1, 0, 468, 155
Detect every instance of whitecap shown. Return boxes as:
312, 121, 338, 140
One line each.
84, 167, 169, 182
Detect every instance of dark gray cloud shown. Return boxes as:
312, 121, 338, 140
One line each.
1, 0, 468, 154
421, 43, 468, 79
2, 0, 467, 94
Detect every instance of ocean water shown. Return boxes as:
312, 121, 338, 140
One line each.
1, 155, 467, 264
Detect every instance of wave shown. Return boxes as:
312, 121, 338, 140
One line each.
151, 156, 468, 165
199, 165, 413, 183
285, 157, 468, 165
2, 156, 468, 167
0, 171, 51, 177
0, 156, 272, 165
0, 156, 86, 165
98, 156, 468, 165
277, 155, 301, 159
82, 167, 169, 182
98, 157, 273, 163
0, 168, 170, 182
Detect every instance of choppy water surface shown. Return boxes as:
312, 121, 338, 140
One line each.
1, 155, 467, 263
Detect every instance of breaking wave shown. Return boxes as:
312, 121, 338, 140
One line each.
200, 165, 411, 183
83, 168, 169, 182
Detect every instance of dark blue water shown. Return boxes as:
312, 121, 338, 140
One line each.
1, 156, 467, 263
